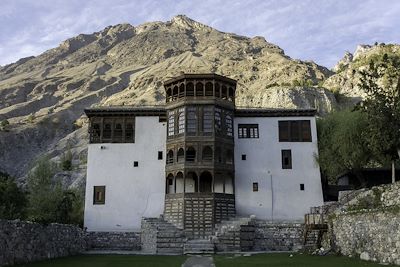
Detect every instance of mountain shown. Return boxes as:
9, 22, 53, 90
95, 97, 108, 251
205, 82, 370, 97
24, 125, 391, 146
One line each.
324, 43, 400, 104
0, 15, 353, 185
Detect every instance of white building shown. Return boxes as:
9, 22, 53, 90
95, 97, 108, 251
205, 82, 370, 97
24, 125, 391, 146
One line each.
84, 74, 323, 236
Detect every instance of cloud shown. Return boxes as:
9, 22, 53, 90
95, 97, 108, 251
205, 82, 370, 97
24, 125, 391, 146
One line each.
0, 0, 399, 68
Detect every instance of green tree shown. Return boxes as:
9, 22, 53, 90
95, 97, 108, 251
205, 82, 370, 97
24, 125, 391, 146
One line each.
27, 156, 63, 223
316, 109, 372, 185
0, 172, 27, 219
359, 54, 400, 183
27, 156, 84, 225
61, 150, 73, 171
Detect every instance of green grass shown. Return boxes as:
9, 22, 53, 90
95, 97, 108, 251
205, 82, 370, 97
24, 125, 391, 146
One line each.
14, 253, 397, 267
15, 254, 187, 267
214, 253, 396, 267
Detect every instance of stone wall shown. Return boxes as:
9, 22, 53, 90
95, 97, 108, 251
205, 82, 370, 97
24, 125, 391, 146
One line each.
0, 220, 85, 267
214, 217, 304, 252
332, 210, 400, 265
253, 221, 304, 251
86, 231, 140, 251
325, 182, 400, 265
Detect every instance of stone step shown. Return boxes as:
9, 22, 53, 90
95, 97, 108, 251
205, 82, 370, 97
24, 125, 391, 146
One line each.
157, 247, 183, 254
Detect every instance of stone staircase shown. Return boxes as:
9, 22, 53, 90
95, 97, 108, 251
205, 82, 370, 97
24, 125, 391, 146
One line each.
141, 217, 185, 254
184, 239, 214, 254
303, 229, 321, 251
213, 217, 255, 252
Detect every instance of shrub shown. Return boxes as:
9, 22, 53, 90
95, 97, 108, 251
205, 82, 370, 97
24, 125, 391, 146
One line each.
0, 172, 27, 219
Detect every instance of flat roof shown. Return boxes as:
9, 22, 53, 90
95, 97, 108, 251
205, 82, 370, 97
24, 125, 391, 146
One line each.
84, 106, 166, 117
234, 108, 317, 117
85, 106, 316, 118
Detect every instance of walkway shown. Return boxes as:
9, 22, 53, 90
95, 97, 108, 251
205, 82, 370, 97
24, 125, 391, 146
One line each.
181, 255, 215, 267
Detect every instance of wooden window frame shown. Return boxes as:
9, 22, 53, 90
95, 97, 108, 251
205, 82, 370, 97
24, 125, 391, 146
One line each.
281, 149, 292, 169
238, 124, 259, 138
279, 120, 312, 142
253, 182, 258, 192
93, 186, 105, 205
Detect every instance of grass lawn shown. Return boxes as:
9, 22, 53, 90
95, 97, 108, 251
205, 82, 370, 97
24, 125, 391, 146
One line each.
15, 254, 188, 267
14, 253, 397, 267
215, 253, 397, 267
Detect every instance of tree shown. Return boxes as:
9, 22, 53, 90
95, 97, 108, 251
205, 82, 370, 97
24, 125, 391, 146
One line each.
316, 109, 372, 185
0, 172, 27, 219
27, 156, 63, 223
61, 150, 73, 171
359, 54, 400, 183
26, 156, 84, 225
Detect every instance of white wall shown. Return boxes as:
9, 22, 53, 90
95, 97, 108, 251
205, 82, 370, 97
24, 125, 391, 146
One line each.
84, 116, 166, 232
234, 116, 323, 221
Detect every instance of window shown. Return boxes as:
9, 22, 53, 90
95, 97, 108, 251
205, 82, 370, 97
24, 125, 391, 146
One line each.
279, 120, 312, 142
133, 161, 139, 167
178, 108, 185, 134
93, 186, 105, 205
187, 107, 197, 134
253, 182, 258, 192
226, 149, 233, 164
242, 154, 247, 160
125, 120, 134, 142
238, 124, 259, 138
202, 146, 213, 161
282, 150, 292, 169
300, 184, 305, 191
203, 107, 213, 133
215, 108, 221, 133
168, 111, 175, 137
225, 114, 233, 137
158, 151, 163, 160
89, 117, 135, 143
167, 150, 174, 164
186, 147, 196, 162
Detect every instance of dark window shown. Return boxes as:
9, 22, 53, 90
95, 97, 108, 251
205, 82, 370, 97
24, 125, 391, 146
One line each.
282, 150, 292, 169
133, 161, 139, 167
203, 107, 213, 133
93, 186, 105, 205
253, 182, 258, 192
202, 146, 213, 161
187, 107, 197, 134
158, 151, 163, 160
167, 150, 174, 164
225, 114, 233, 137
242, 154, 247, 160
279, 120, 312, 142
186, 147, 196, 162
215, 108, 222, 133
300, 184, 305, 191
238, 124, 259, 138
226, 149, 233, 164
89, 117, 135, 144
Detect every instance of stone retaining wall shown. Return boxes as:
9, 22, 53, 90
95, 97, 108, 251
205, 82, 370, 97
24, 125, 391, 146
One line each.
86, 231, 140, 251
0, 220, 85, 267
214, 218, 304, 252
332, 210, 400, 265
253, 221, 304, 251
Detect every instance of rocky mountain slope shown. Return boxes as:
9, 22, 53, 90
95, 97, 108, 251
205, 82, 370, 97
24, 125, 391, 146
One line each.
0, 15, 386, 186
324, 43, 400, 102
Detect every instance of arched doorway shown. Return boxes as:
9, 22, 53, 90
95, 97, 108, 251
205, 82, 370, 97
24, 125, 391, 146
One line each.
199, 171, 213, 193
186, 172, 198, 193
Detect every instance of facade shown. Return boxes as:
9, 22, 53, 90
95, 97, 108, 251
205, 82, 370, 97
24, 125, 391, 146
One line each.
84, 73, 323, 236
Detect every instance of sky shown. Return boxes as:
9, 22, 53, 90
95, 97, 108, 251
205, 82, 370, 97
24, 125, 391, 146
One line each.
0, 0, 399, 68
